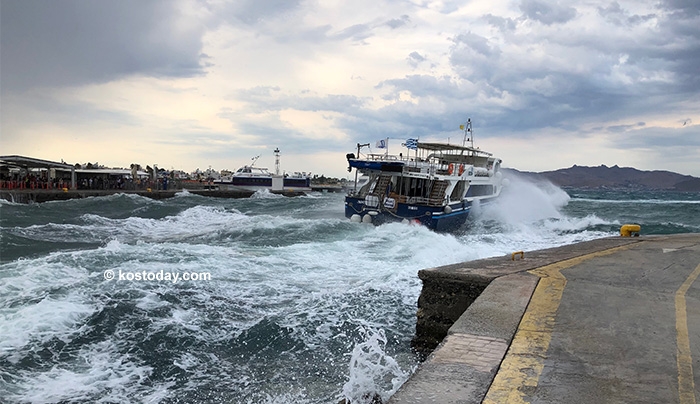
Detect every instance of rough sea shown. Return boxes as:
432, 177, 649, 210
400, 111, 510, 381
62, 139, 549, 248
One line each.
1, 176, 699, 404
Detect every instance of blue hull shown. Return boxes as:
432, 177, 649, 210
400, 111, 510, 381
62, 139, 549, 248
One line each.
347, 160, 404, 172
344, 196, 481, 232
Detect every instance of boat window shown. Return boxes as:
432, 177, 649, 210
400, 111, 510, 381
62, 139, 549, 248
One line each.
450, 180, 467, 202
366, 177, 378, 194
466, 184, 494, 197
398, 177, 409, 196
389, 176, 398, 193
358, 178, 373, 194
408, 178, 422, 197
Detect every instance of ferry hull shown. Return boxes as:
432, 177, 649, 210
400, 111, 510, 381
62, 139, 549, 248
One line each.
215, 177, 311, 192
218, 184, 312, 192
344, 196, 499, 232
344, 122, 504, 232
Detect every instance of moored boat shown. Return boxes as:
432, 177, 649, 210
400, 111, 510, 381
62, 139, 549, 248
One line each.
344, 119, 504, 231
215, 149, 311, 192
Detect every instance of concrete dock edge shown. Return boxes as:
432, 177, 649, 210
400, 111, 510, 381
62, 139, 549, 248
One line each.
390, 273, 539, 403
389, 236, 646, 404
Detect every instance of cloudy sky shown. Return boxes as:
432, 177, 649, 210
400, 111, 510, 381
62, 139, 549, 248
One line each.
1, 0, 699, 178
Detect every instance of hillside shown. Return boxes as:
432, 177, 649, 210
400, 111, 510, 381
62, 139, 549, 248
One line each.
505, 165, 700, 192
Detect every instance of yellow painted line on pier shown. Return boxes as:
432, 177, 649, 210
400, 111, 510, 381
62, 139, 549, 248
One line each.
483, 244, 635, 404
676, 262, 700, 404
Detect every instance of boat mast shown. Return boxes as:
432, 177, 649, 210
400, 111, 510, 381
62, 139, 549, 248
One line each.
274, 148, 280, 175
354, 143, 370, 192
461, 118, 474, 149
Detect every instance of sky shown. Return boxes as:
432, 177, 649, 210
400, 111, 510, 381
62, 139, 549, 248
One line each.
1, 0, 699, 178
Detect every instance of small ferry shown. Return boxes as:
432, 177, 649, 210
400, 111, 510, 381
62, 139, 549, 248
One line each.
215, 149, 311, 192
344, 119, 505, 231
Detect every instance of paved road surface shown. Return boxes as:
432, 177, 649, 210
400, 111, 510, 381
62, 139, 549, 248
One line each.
390, 234, 700, 404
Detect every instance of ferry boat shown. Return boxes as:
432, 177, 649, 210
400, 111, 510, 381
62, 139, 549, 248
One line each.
344, 119, 505, 231
215, 149, 311, 192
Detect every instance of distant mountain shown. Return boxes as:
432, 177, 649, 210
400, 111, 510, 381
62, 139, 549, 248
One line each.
505, 165, 700, 192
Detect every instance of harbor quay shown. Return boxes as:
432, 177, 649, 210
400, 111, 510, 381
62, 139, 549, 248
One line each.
391, 233, 700, 404
0, 154, 344, 204
0, 188, 307, 203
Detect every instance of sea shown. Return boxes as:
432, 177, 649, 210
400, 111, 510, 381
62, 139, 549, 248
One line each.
1, 176, 699, 404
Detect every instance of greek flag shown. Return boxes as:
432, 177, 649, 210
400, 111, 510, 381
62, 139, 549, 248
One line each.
404, 138, 418, 150
376, 139, 387, 149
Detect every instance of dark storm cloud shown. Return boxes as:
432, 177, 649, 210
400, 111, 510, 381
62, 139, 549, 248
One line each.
597, 2, 656, 25
451, 32, 501, 58
386, 15, 410, 29
519, 0, 577, 25
233, 86, 366, 113
217, 88, 371, 154
331, 24, 375, 42
415, 0, 461, 14
482, 14, 518, 33
416, 0, 700, 140
613, 125, 700, 150
220, 0, 303, 24
605, 122, 646, 133
657, 0, 700, 17
595, 1, 700, 92
0, 0, 209, 93
407, 51, 426, 68
448, 32, 502, 82
343, 76, 483, 139
226, 78, 476, 153
218, 3, 407, 46
655, 6, 700, 91
221, 109, 339, 156
378, 75, 465, 100
218, 0, 699, 157
286, 16, 412, 45
3, 91, 141, 129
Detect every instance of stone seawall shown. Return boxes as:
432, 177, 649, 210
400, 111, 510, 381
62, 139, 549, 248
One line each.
413, 272, 490, 354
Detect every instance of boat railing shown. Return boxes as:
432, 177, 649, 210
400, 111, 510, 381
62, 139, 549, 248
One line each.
432, 163, 493, 177
391, 195, 444, 206
474, 167, 490, 177
357, 154, 491, 178
365, 153, 404, 161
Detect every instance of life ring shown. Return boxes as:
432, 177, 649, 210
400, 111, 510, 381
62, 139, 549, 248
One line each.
458, 164, 465, 175
447, 163, 454, 175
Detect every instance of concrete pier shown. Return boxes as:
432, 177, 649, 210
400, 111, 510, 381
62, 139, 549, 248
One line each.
0, 188, 305, 203
390, 234, 700, 404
